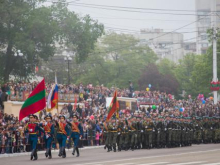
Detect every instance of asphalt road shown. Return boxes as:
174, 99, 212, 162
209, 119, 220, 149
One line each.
1, 144, 220, 165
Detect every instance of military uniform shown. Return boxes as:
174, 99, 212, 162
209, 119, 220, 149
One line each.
41, 115, 54, 159
144, 118, 154, 149
193, 117, 203, 144
70, 115, 83, 157
129, 118, 138, 150
25, 114, 44, 161
108, 119, 118, 152
103, 121, 109, 150
55, 115, 70, 158
166, 116, 173, 148
155, 118, 162, 148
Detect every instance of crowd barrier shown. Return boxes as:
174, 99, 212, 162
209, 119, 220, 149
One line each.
9, 91, 79, 102
8, 91, 161, 105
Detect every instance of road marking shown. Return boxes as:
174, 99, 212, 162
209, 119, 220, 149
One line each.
116, 163, 136, 165
76, 149, 220, 165
167, 161, 206, 165
138, 162, 169, 165
201, 163, 220, 165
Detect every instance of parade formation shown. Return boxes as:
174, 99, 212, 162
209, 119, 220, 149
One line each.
0, 79, 218, 161
25, 114, 82, 160
103, 115, 220, 152
23, 111, 220, 161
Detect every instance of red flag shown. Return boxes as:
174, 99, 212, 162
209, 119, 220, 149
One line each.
106, 91, 119, 121
19, 79, 46, 121
74, 95, 77, 110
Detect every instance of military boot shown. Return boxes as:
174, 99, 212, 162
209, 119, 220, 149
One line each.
107, 146, 111, 152
30, 150, 35, 160
33, 149, 38, 161
113, 146, 116, 152
58, 148, 62, 157
76, 147, 80, 157
45, 148, 49, 158
48, 149, 52, 159
72, 146, 76, 155
62, 147, 66, 158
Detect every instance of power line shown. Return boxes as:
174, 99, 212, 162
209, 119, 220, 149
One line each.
94, 16, 195, 22
48, 0, 209, 16
45, 0, 211, 58
70, 4, 204, 16
68, 1, 198, 13
105, 26, 199, 34
148, 13, 213, 41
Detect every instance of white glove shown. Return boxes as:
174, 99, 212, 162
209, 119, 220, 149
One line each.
29, 129, 33, 132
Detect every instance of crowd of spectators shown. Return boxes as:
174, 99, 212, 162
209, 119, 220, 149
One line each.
0, 81, 220, 154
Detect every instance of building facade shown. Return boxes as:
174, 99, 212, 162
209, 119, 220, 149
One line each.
195, 0, 220, 55
134, 29, 184, 63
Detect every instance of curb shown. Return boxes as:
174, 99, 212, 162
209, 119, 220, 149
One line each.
0, 145, 104, 158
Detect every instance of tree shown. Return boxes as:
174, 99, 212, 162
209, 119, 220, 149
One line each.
0, 0, 104, 82
174, 54, 197, 96
158, 58, 176, 76
74, 32, 158, 88
138, 64, 179, 94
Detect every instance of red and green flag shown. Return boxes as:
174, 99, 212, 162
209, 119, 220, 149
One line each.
19, 79, 46, 121
106, 91, 119, 121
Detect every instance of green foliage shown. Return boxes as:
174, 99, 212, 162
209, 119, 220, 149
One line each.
173, 50, 220, 98
74, 32, 158, 88
0, 0, 104, 82
157, 58, 176, 76
139, 63, 179, 94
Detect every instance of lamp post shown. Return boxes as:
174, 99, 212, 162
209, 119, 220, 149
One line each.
64, 55, 72, 85
211, 0, 218, 104
14, 50, 23, 79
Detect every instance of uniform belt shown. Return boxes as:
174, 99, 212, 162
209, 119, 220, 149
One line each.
58, 132, 65, 134
29, 133, 37, 134
111, 131, 117, 132
45, 131, 50, 133
146, 129, 152, 131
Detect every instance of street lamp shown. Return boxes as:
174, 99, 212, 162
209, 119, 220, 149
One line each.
14, 50, 24, 79
14, 49, 23, 57
64, 54, 72, 85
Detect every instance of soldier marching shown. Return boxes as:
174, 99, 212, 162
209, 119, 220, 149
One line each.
23, 112, 220, 161
103, 115, 220, 152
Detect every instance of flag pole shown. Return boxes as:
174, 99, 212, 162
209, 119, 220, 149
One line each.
55, 71, 59, 114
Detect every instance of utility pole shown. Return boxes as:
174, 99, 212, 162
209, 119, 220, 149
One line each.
212, 0, 218, 104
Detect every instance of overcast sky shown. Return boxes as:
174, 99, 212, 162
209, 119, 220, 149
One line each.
52, 0, 197, 40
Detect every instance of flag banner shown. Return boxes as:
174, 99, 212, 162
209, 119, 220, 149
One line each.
19, 79, 46, 121
106, 91, 119, 121
47, 84, 58, 112
74, 95, 77, 110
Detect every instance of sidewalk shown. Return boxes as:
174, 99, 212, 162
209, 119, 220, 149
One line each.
0, 145, 104, 158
